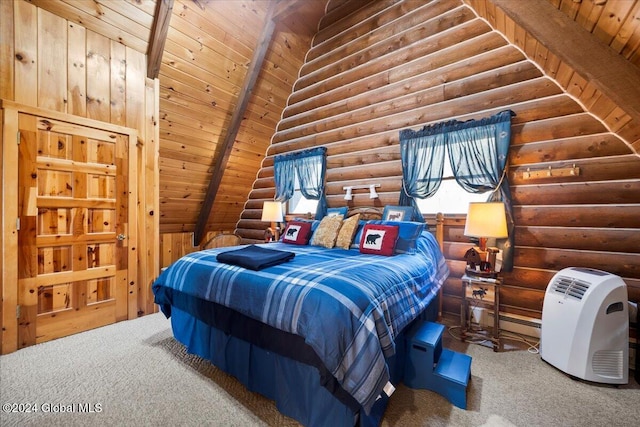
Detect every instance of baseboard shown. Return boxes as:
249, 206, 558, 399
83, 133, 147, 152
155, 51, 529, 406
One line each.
468, 307, 542, 339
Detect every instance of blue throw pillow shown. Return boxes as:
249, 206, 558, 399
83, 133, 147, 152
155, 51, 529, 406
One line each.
350, 220, 369, 250
367, 220, 425, 254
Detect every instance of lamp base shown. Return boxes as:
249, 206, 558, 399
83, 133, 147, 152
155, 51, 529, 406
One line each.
264, 227, 274, 243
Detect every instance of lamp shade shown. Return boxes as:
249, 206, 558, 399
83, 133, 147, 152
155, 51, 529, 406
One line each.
464, 202, 508, 239
261, 201, 283, 222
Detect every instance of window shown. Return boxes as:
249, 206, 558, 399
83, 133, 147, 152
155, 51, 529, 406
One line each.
288, 170, 319, 215
416, 150, 487, 215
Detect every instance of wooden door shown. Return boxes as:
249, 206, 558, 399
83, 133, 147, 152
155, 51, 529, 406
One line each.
16, 112, 131, 347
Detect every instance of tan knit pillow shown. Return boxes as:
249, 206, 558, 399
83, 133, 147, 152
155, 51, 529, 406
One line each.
335, 214, 360, 250
311, 215, 344, 249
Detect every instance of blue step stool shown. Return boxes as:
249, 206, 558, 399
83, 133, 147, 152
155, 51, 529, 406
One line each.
405, 320, 472, 409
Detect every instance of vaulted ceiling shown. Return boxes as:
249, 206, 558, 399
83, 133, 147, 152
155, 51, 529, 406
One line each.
27, 0, 640, 240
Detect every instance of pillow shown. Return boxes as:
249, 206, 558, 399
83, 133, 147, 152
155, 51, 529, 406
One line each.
350, 220, 368, 250
382, 205, 415, 221
310, 215, 344, 249
359, 224, 399, 256
335, 214, 360, 249
281, 221, 312, 245
288, 218, 320, 235
326, 207, 348, 217
369, 220, 425, 254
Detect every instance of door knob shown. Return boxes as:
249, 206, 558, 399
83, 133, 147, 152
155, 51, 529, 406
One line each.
116, 234, 126, 241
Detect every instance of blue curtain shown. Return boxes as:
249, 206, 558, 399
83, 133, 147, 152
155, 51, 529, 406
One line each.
398, 110, 515, 271
446, 110, 515, 271
399, 121, 454, 222
273, 147, 328, 219
273, 154, 296, 202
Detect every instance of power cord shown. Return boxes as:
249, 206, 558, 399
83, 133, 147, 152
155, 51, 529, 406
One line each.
450, 307, 541, 354
447, 324, 492, 347
499, 331, 540, 354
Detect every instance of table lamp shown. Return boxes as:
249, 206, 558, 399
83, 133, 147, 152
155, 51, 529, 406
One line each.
261, 201, 284, 242
464, 202, 508, 275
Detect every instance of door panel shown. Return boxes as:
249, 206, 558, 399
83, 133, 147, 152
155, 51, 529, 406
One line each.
17, 112, 129, 347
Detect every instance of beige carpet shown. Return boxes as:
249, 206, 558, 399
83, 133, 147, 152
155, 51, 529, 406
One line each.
1, 313, 638, 426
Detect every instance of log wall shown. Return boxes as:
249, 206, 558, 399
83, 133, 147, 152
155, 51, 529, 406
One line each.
237, 0, 640, 322
0, 0, 160, 349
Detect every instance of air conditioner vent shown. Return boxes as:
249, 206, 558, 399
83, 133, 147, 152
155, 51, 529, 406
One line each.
550, 276, 590, 300
592, 350, 624, 379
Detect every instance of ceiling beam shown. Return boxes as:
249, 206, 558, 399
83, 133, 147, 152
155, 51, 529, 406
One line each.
146, 0, 174, 79
273, 0, 306, 20
485, 0, 640, 152
194, 1, 279, 245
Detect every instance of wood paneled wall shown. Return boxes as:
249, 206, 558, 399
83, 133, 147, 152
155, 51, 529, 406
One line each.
156, 0, 323, 235
237, 0, 640, 320
160, 231, 220, 269
0, 0, 160, 344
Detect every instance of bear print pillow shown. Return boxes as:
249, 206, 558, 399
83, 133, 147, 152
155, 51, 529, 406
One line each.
282, 221, 312, 245
359, 224, 399, 256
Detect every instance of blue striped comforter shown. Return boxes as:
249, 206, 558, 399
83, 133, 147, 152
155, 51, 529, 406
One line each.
153, 231, 449, 414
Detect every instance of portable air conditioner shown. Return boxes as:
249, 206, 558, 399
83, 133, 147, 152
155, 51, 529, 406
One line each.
540, 267, 628, 384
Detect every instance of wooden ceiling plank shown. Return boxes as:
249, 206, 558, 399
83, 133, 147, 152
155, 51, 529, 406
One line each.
160, 139, 218, 159
68, 0, 152, 35
173, 0, 257, 56
159, 172, 210, 185
160, 138, 218, 158
193, 1, 279, 245
160, 108, 225, 136
100, 0, 156, 25
213, 0, 269, 38
159, 57, 238, 105
613, 1, 640, 55
166, 14, 249, 76
147, 0, 174, 79
29, 0, 148, 53
574, 0, 604, 32
159, 158, 211, 175
557, 0, 580, 20
592, 0, 636, 45
158, 79, 228, 112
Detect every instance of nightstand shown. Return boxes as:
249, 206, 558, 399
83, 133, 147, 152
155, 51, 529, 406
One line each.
460, 274, 501, 351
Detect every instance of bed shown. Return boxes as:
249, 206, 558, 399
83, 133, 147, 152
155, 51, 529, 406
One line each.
153, 209, 449, 426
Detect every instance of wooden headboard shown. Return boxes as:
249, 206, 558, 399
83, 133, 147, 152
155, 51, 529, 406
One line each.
287, 206, 443, 252
346, 206, 383, 220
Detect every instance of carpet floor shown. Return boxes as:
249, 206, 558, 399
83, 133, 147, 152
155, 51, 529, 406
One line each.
1, 313, 638, 426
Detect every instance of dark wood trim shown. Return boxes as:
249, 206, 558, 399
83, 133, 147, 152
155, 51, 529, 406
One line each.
194, 1, 278, 245
146, 0, 173, 79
